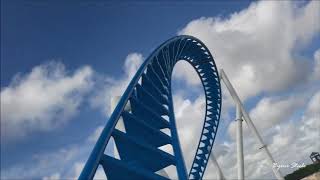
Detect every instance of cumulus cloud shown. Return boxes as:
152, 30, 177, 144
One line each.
172, 61, 201, 86
42, 173, 60, 180
312, 49, 320, 80
1, 53, 142, 179
89, 53, 143, 116
172, 3, 320, 177
1, 124, 110, 180
2, 144, 85, 179
228, 95, 305, 139
178, 0, 320, 100
1, 53, 143, 141
155, 2, 319, 178
87, 125, 104, 143
250, 96, 304, 128
1, 62, 93, 140
305, 90, 320, 117
173, 93, 205, 170
203, 90, 320, 179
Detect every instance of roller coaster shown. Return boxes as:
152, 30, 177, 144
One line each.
79, 35, 284, 180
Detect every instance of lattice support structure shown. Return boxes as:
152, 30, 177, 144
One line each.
79, 35, 222, 180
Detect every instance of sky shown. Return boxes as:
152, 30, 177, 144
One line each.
1, 0, 320, 179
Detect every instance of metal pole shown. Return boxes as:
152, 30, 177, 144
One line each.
220, 69, 284, 180
210, 155, 225, 180
236, 104, 244, 180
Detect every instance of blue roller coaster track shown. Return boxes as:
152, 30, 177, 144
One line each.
79, 35, 222, 180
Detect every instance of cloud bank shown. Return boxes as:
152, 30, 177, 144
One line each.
1, 62, 93, 140
178, 0, 320, 100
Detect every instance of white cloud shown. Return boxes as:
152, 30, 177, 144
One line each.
204, 90, 320, 179
228, 95, 305, 139
90, 53, 143, 116
172, 61, 201, 86
173, 93, 205, 169
87, 125, 104, 143
250, 96, 303, 129
42, 173, 60, 180
1, 53, 143, 141
1, 53, 141, 179
178, 0, 320, 100
2, 144, 85, 179
306, 90, 320, 117
124, 53, 144, 78
268, 90, 320, 175
1, 62, 93, 140
171, 60, 318, 179
172, 3, 320, 177
1, 123, 110, 180
70, 162, 85, 179
312, 49, 320, 80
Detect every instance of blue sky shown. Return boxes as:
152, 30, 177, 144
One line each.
1, 1, 320, 179
1, 0, 251, 85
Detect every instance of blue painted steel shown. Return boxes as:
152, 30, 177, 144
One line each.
79, 35, 222, 180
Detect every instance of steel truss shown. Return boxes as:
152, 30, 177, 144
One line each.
79, 35, 222, 180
